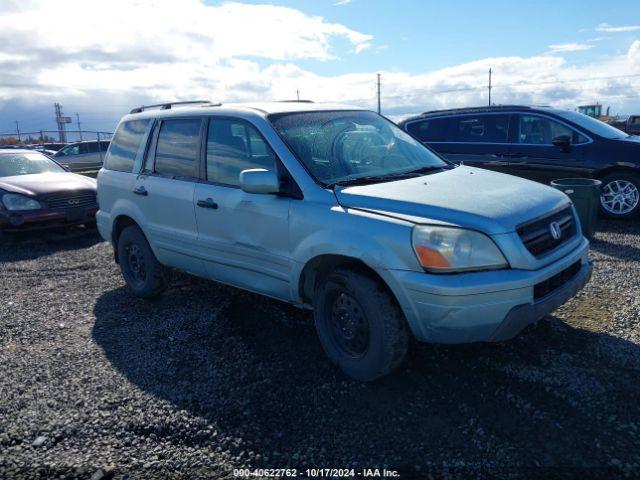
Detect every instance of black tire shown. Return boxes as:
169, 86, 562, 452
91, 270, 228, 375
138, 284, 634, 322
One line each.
313, 268, 409, 381
599, 172, 640, 219
117, 225, 167, 298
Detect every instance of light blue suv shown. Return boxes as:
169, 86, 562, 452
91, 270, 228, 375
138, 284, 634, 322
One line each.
97, 100, 592, 381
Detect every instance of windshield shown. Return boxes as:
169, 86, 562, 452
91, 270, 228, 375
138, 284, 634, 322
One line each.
269, 110, 448, 185
0, 152, 65, 177
554, 110, 629, 139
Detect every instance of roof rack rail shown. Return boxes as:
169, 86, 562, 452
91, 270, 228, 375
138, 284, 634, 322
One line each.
420, 104, 532, 116
130, 100, 212, 114
277, 99, 314, 103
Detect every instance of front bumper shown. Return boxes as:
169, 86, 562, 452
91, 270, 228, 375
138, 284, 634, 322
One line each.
0, 207, 98, 232
387, 236, 591, 343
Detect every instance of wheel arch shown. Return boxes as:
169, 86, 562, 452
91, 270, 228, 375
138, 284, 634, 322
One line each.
593, 164, 640, 181
296, 254, 419, 340
111, 215, 141, 263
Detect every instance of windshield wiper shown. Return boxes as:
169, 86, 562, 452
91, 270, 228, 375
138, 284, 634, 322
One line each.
326, 172, 421, 188
325, 165, 453, 189
403, 164, 454, 175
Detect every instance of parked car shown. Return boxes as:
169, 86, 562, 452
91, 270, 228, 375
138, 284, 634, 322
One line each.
54, 140, 111, 172
609, 115, 640, 136
29, 142, 67, 153
399, 106, 640, 219
0, 149, 98, 236
97, 101, 591, 381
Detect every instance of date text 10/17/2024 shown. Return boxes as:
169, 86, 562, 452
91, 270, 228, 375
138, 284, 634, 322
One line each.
233, 468, 401, 478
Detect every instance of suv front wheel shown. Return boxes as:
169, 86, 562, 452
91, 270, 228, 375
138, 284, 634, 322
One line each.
314, 268, 409, 381
599, 172, 640, 219
117, 225, 168, 298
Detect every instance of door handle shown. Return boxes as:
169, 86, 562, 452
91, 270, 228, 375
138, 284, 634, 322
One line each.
197, 198, 218, 209
133, 186, 148, 196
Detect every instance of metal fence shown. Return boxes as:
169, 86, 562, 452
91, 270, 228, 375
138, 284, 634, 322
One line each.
0, 129, 113, 148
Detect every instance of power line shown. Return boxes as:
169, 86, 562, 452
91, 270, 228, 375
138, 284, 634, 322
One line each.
337, 72, 640, 104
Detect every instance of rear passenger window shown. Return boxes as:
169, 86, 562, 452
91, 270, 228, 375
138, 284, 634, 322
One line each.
453, 114, 509, 143
154, 119, 201, 178
104, 119, 150, 172
206, 119, 277, 186
406, 118, 451, 142
81, 142, 98, 154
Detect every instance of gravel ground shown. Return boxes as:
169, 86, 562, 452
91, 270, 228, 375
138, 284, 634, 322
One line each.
0, 221, 639, 480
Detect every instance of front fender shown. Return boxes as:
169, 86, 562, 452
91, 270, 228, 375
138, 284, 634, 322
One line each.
289, 204, 421, 312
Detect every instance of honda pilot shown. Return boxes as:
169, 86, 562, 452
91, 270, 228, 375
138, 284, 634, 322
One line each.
97, 101, 592, 381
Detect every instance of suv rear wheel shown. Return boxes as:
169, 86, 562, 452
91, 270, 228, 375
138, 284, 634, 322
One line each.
313, 268, 409, 381
117, 225, 168, 298
599, 172, 640, 219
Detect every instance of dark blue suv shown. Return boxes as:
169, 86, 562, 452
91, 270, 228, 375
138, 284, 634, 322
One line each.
399, 106, 640, 219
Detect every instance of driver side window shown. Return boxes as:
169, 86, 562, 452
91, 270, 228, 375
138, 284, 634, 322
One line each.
518, 115, 588, 145
206, 118, 277, 186
63, 145, 80, 156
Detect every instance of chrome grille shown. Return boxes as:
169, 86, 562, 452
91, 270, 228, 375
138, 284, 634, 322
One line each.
517, 206, 576, 258
44, 192, 97, 209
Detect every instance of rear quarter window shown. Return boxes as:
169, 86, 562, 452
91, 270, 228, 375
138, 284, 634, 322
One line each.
104, 119, 151, 172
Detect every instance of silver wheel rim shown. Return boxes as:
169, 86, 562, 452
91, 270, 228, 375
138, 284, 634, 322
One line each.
601, 179, 639, 215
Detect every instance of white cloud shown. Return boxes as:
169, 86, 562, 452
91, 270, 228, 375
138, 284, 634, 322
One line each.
596, 23, 640, 33
629, 40, 640, 67
548, 43, 593, 53
1, 1, 640, 131
0, 0, 372, 63
354, 43, 372, 54
334, 0, 353, 4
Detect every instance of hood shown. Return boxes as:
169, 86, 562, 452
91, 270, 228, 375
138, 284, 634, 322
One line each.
0, 172, 97, 197
334, 166, 569, 235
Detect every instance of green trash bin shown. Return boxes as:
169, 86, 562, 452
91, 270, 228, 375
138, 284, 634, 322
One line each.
550, 178, 602, 239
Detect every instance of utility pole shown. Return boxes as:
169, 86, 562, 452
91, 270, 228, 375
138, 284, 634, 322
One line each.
15, 121, 21, 142
488, 68, 492, 106
377, 73, 381, 114
76, 113, 83, 141
296, 88, 300, 101
54, 103, 68, 143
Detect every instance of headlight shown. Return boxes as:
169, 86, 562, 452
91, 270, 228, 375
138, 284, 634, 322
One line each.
412, 225, 508, 273
2, 193, 42, 211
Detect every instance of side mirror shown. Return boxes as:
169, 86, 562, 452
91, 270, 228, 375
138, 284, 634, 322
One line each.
239, 168, 280, 195
552, 135, 571, 152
